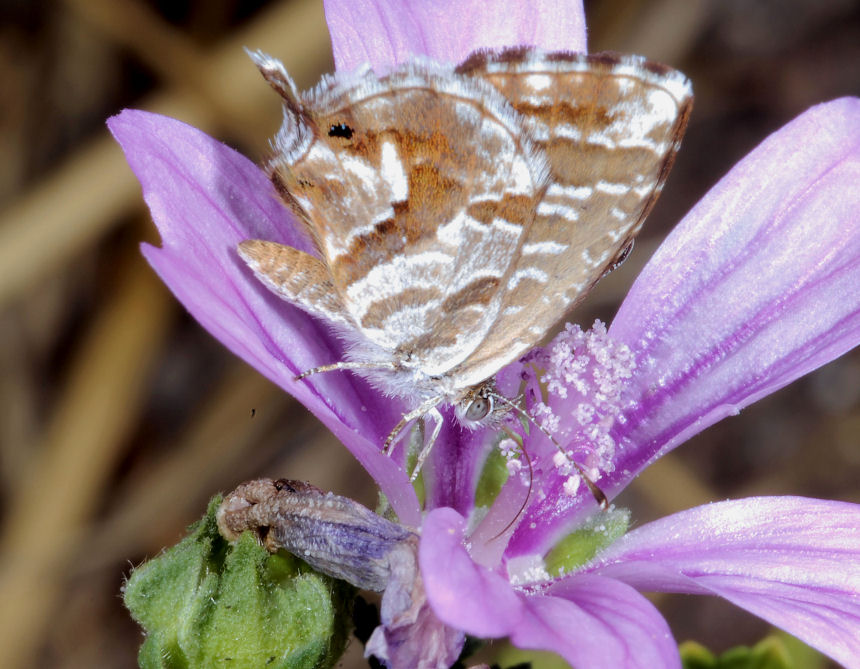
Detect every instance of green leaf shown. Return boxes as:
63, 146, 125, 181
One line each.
124, 496, 354, 669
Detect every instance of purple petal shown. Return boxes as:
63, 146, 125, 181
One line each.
509, 97, 860, 558
587, 497, 860, 668
424, 414, 493, 516
420, 507, 524, 637
510, 576, 680, 669
367, 537, 465, 669
324, 0, 587, 72
422, 509, 681, 669
469, 474, 533, 568
608, 97, 860, 489
108, 110, 420, 525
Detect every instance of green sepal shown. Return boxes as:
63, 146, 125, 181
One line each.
680, 631, 826, 669
124, 495, 354, 669
680, 641, 718, 669
543, 507, 630, 577
494, 642, 570, 668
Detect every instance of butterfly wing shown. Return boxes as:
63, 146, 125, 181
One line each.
258, 59, 548, 376
450, 49, 693, 383
238, 240, 353, 328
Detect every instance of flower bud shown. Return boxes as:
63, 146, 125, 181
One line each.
124, 495, 352, 668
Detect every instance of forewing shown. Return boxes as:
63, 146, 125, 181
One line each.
264, 62, 547, 374
238, 240, 353, 328
453, 49, 693, 382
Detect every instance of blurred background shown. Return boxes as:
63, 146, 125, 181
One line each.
0, 0, 857, 667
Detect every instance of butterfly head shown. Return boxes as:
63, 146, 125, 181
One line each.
454, 380, 512, 429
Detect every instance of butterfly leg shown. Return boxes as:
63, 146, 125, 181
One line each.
409, 407, 444, 482
383, 395, 443, 455
295, 360, 395, 381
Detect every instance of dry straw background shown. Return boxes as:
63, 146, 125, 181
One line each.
0, 0, 857, 667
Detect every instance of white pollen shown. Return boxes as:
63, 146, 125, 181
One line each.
563, 476, 581, 496
380, 140, 409, 201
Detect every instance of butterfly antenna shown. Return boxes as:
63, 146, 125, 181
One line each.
489, 426, 534, 541
490, 393, 608, 510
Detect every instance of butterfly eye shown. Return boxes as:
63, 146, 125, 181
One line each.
464, 396, 492, 422
328, 122, 354, 139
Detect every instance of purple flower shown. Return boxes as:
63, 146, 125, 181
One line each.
418, 85, 860, 666
108, 0, 860, 667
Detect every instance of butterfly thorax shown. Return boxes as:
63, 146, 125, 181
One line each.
341, 334, 477, 405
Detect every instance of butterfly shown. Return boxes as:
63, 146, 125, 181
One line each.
239, 48, 692, 471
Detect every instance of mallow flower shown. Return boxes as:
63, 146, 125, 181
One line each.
109, 0, 860, 667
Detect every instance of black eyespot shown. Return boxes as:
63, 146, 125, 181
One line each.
464, 396, 491, 422
328, 122, 354, 139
